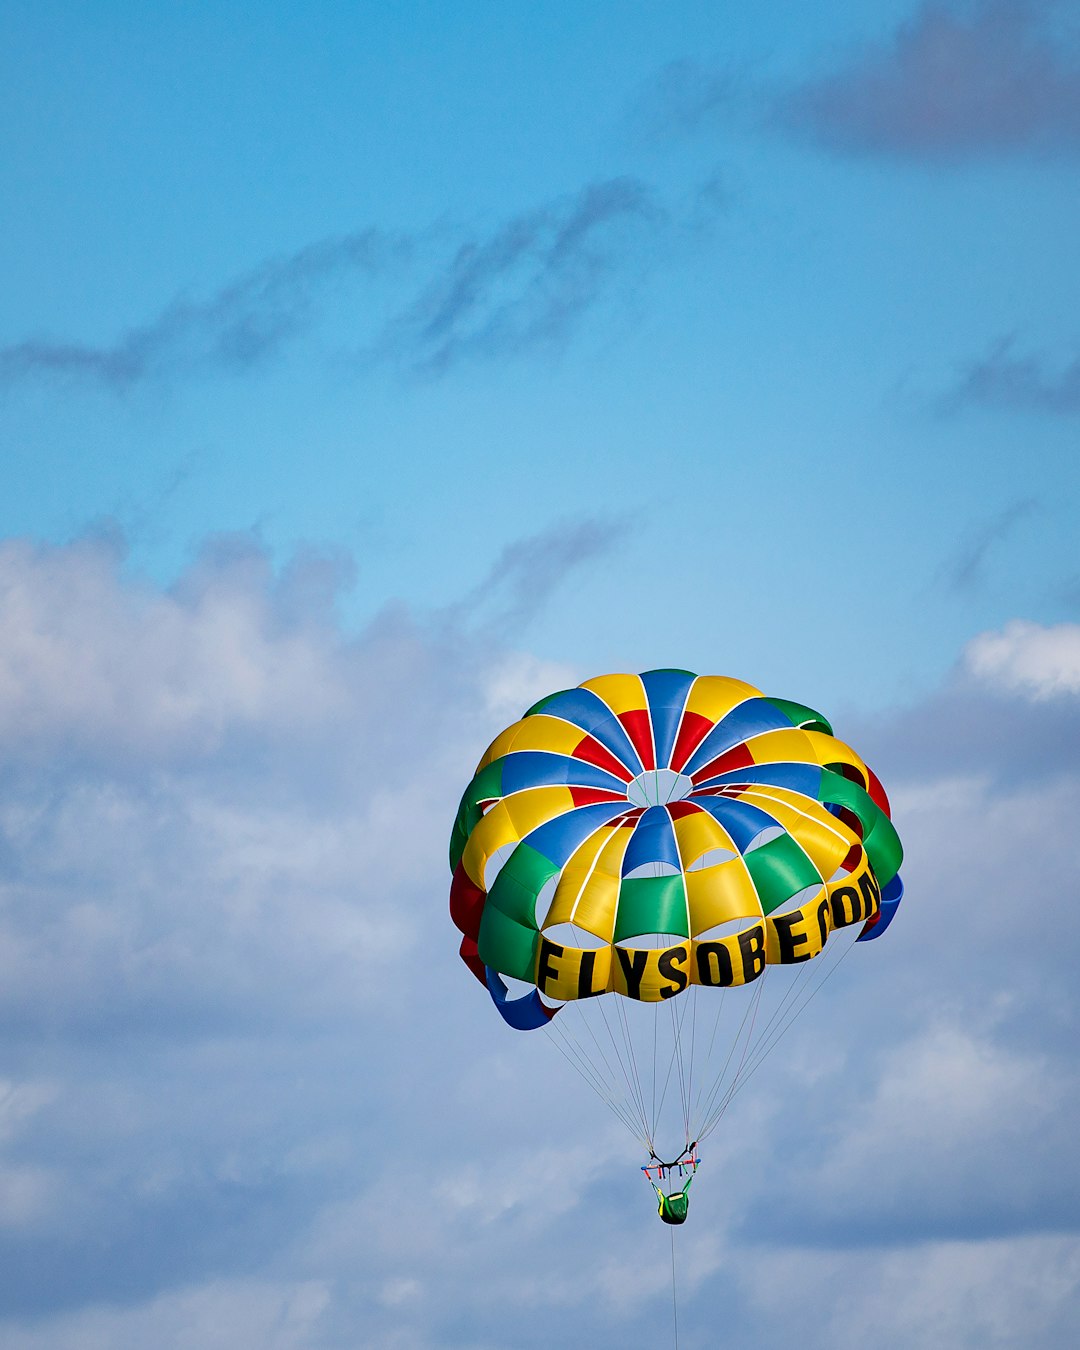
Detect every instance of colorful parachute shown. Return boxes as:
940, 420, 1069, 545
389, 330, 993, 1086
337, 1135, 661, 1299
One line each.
450, 670, 903, 1152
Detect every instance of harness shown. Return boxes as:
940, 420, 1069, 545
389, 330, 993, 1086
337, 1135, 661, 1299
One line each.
642, 1144, 699, 1225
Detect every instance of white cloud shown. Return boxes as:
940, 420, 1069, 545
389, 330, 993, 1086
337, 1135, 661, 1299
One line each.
0, 1166, 57, 1229
0, 1279, 332, 1350
0, 543, 1079, 1348
739, 1233, 1080, 1350
0, 537, 357, 757
807, 1022, 1063, 1204
964, 620, 1080, 698
0, 533, 522, 1030
482, 651, 581, 729
0, 1080, 58, 1144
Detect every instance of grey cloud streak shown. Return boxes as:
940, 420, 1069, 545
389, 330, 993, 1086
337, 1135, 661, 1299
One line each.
627, 58, 740, 141
938, 497, 1039, 592
373, 177, 661, 375
448, 515, 628, 639
942, 336, 1080, 415
0, 231, 404, 389
0, 178, 684, 391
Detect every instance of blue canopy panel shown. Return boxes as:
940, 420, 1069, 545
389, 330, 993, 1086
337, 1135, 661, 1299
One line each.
621, 804, 682, 876
641, 669, 697, 770
485, 966, 558, 1030
690, 795, 780, 853
693, 762, 823, 796
524, 800, 630, 869
681, 699, 793, 777
532, 687, 645, 777
498, 751, 629, 796
857, 872, 904, 941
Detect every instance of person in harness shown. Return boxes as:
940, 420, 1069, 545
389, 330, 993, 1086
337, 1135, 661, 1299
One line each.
642, 1145, 699, 1225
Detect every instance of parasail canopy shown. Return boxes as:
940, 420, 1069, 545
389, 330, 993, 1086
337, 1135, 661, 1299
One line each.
449, 669, 904, 1153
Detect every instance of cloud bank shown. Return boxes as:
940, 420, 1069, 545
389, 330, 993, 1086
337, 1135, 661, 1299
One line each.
0, 542, 1078, 1346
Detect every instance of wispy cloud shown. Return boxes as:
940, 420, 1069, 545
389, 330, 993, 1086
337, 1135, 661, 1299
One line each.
0, 179, 685, 392
451, 515, 628, 637
941, 336, 1080, 414
0, 231, 404, 389
938, 498, 1038, 592
372, 178, 662, 376
775, 1, 1080, 160
627, 58, 740, 141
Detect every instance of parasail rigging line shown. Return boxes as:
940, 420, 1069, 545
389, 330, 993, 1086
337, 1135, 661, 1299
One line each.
545, 1015, 645, 1144
670, 1225, 680, 1350
714, 924, 859, 1108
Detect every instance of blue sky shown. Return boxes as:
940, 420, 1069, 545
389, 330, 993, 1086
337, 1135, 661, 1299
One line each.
1, 2, 1079, 1346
